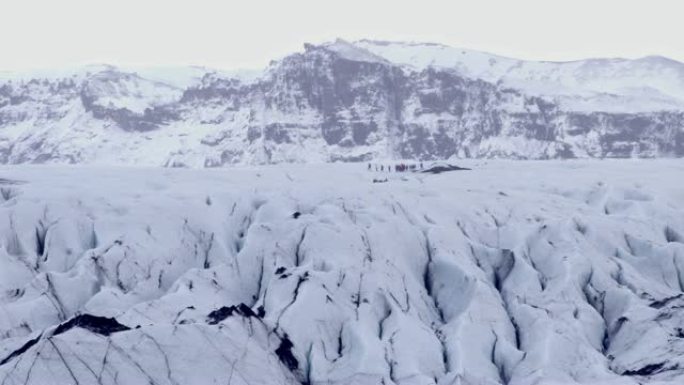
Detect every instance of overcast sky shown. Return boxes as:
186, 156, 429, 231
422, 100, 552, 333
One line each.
2, 0, 682, 71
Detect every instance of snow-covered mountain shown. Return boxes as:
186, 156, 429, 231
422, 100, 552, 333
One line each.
355, 40, 684, 112
1, 39, 684, 166
1, 161, 684, 384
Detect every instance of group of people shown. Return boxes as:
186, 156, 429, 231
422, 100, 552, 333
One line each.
368, 162, 424, 172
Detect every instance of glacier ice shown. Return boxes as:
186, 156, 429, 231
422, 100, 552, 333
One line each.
0, 160, 683, 384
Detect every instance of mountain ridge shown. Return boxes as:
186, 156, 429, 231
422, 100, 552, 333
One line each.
0, 39, 683, 166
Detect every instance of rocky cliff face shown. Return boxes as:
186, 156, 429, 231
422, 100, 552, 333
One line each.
1, 40, 683, 166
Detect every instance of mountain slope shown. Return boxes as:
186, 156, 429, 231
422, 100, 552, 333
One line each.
355, 40, 684, 112
0, 40, 683, 166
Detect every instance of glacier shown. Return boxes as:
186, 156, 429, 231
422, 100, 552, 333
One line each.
1, 160, 684, 384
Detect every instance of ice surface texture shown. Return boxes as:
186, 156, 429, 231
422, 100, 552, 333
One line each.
1, 161, 684, 384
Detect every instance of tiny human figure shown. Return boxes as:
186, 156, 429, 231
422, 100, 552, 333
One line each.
368, 163, 372, 171
381, 165, 384, 171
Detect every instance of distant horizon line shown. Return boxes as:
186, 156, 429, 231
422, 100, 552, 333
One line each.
1, 38, 682, 75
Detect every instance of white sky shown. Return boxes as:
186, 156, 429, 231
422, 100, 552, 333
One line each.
2, 0, 683, 71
